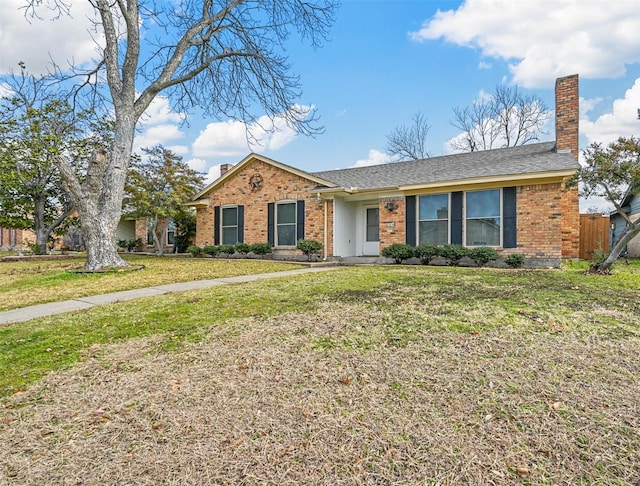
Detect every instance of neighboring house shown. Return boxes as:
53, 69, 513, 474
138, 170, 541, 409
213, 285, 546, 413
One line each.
610, 191, 640, 257
0, 227, 34, 251
116, 217, 176, 253
187, 75, 581, 266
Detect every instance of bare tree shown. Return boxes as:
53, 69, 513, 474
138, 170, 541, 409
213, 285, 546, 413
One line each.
385, 111, 431, 160
450, 84, 552, 152
21, 0, 337, 271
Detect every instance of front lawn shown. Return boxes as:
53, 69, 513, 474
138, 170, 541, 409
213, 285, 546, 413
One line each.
1, 264, 639, 484
0, 254, 302, 311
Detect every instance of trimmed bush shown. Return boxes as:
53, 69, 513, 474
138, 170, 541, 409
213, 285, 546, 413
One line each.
203, 245, 220, 257
469, 247, 499, 267
440, 244, 469, 266
381, 243, 415, 264
414, 244, 440, 265
297, 239, 323, 261
250, 242, 273, 256
234, 243, 251, 255
217, 244, 235, 255
187, 245, 203, 257
505, 253, 526, 268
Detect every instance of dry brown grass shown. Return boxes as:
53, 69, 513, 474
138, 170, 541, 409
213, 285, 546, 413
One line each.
2, 297, 638, 485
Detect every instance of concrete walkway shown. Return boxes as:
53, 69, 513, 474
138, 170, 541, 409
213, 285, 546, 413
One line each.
0, 266, 340, 326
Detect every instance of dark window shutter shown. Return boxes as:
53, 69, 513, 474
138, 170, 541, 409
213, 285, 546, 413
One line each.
267, 203, 275, 246
213, 206, 220, 245
503, 187, 517, 248
237, 205, 244, 243
405, 196, 416, 246
296, 200, 306, 241
451, 192, 463, 245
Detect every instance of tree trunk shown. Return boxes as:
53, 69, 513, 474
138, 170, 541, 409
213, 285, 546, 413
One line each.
594, 221, 640, 273
81, 205, 127, 270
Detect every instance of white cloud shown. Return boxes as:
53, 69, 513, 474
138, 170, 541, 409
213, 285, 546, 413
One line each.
411, 0, 640, 88
167, 145, 190, 156
134, 124, 185, 152
192, 105, 312, 157
185, 158, 207, 173
581, 77, 640, 145
0, 0, 100, 75
351, 149, 393, 168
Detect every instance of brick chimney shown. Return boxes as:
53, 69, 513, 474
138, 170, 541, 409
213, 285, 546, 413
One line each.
555, 74, 579, 160
219, 163, 233, 176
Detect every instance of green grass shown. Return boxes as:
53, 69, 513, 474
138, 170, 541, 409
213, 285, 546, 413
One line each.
1, 263, 638, 397
0, 254, 303, 311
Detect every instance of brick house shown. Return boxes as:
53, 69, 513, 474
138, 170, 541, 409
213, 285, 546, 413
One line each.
116, 217, 177, 253
188, 75, 581, 266
0, 227, 35, 251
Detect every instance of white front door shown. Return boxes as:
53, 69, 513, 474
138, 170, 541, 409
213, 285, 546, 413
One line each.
362, 206, 380, 255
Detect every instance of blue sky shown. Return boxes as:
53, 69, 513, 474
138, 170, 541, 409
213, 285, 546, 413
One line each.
2, 0, 640, 204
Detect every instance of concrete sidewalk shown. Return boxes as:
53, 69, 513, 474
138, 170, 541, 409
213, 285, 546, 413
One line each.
0, 266, 340, 326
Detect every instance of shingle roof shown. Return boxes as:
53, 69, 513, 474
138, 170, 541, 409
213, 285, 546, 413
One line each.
311, 142, 579, 190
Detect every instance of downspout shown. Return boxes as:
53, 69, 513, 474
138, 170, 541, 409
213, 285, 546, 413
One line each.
323, 197, 328, 261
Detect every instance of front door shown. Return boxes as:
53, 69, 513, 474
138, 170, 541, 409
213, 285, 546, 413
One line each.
363, 206, 380, 255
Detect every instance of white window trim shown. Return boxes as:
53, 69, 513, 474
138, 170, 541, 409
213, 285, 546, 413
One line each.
221, 205, 239, 245
275, 200, 297, 247
417, 193, 451, 246
463, 189, 503, 248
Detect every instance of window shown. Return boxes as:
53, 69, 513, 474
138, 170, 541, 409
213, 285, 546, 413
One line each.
465, 189, 501, 246
9, 228, 16, 247
418, 194, 449, 245
146, 219, 155, 245
366, 207, 379, 242
166, 219, 176, 246
276, 202, 297, 246
221, 206, 239, 244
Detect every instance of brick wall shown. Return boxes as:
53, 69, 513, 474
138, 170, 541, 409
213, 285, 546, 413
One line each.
196, 159, 327, 256
513, 183, 565, 259
560, 181, 580, 258
379, 196, 406, 249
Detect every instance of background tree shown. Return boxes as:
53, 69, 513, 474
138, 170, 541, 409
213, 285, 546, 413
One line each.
123, 145, 204, 256
171, 210, 197, 254
570, 136, 640, 273
22, 0, 338, 270
450, 84, 552, 152
0, 67, 102, 254
385, 111, 431, 160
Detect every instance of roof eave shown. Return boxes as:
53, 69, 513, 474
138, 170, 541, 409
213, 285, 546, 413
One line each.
398, 169, 577, 191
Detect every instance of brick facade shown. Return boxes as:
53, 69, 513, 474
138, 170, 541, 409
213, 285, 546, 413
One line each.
195, 159, 327, 258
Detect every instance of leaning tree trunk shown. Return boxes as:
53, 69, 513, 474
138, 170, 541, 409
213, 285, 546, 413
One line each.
594, 221, 640, 273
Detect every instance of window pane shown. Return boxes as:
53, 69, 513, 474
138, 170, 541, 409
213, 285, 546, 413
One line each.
466, 190, 500, 218
366, 208, 379, 242
222, 227, 238, 245
466, 218, 500, 246
419, 220, 449, 245
222, 207, 238, 226
277, 224, 296, 246
419, 194, 449, 220
277, 203, 296, 224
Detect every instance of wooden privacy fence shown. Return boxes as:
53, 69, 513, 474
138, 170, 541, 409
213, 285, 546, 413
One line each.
579, 213, 610, 260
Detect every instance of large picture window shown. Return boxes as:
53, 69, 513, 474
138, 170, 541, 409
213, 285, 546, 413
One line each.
418, 194, 449, 245
221, 206, 239, 245
465, 189, 501, 246
276, 202, 297, 246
